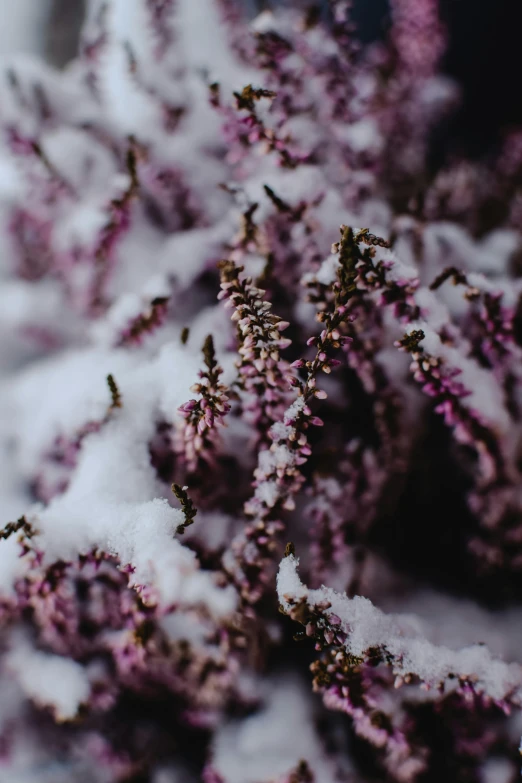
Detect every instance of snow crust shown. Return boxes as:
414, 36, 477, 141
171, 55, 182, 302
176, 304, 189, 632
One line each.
278, 556, 522, 704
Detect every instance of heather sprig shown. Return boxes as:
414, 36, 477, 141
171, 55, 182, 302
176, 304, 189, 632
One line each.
284, 760, 314, 783
232, 84, 306, 169
107, 373, 123, 410
177, 334, 231, 471
394, 327, 518, 548
0, 515, 34, 542
222, 228, 359, 603
214, 81, 309, 169
145, 0, 176, 58
218, 258, 292, 443
171, 483, 198, 535
8, 129, 76, 197
303, 227, 410, 566
306, 442, 385, 590
395, 329, 505, 483
430, 266, 519, 400
278, 553, 522, 781
12, 550, 237, 733
248, 229, 365, 515
116, 296, 170, 347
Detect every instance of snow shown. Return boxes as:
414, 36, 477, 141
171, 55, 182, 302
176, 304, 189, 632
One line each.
0, 1, 51, 57
7, 637, 90, 721
254, 480, 279, 508
0, 536, 26, 594
0, 280, 78, 344
278, 556, 522, 704
177, 0, 255, 91
0, 340, 237, 614
210, 675, 348, 783
423, 222, 520, 281
98, 0, 162, 137
304, 253, 341, 287
481, 758, 516, 783
277, 555, 308, 604
283, 396, 306, 424
381, 587, 522, 665
250, 11, 278, 35
341, 118, 383, 154
270, 422, 293, 441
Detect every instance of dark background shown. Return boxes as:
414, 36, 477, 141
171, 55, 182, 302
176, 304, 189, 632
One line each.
438, 0, 522, 156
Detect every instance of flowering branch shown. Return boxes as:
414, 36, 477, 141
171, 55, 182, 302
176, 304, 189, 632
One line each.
116, 296, 170, 347
107, 373, 123, 410
0, 515, 34, 542
171, 483, 198, 535
278, 552, 522, 780
177, 335, 231, 471
430, 265, 519, 410
222, 228, 358, 603
395, 329, 506, 490
88, 148, 140, 313
218, 259, 292, 443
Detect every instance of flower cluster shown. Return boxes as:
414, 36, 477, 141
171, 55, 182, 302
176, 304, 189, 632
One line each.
218, 259, 292, 443
177, 334, 231, 471
116, 295, 170, 346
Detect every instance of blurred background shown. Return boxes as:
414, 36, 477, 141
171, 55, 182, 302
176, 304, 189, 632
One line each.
2, 0, 521, 159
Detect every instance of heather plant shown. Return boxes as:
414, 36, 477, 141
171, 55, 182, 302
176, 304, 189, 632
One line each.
2, 2, 522, 782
